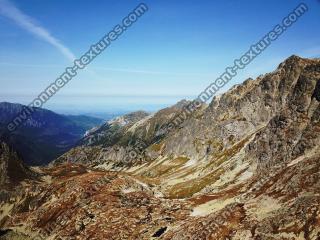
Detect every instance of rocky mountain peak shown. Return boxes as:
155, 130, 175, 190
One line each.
108, 110, 149, 127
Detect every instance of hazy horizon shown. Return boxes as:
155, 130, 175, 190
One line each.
0, 94, 195, 116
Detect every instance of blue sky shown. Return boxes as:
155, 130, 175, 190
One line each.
0, 0, 319, 114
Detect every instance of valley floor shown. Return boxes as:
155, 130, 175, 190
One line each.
1, 154, 320, 240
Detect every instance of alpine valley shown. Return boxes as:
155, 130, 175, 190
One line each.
1, 56, 320, 240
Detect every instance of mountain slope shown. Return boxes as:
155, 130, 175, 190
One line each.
65, 115, 104, 131
53, 110, 151, 167
54, 100, 206, 168
0, 137, 37, 188
129, 55, 320, 198
0, 102, 103, 165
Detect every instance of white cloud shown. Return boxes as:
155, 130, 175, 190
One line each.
0, 0, 76, 61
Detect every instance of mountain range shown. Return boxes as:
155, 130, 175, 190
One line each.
0, 102, 104, 165
0, 55, 320, 239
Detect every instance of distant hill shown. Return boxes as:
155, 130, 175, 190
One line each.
0, 102, 104, 165
65, 115, 104, 131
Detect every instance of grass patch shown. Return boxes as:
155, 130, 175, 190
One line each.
143, 156, 189, 178
150, 142, 164, 152
166, 168, 224, 199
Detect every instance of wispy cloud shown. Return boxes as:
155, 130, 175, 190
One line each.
0, 61, 212, 78
92, 66, 213, 77
0, 0, 76, 61
300, 46, 320, 58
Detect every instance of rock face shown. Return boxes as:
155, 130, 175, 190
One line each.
1, 55, 320, 239
0, 138, 35, 187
